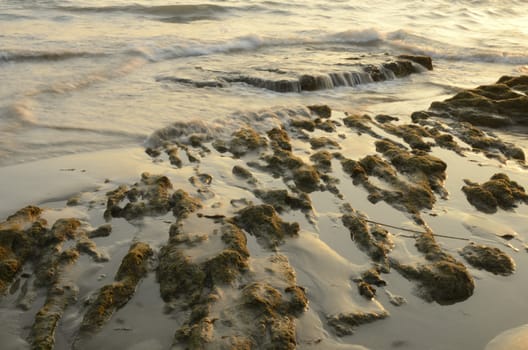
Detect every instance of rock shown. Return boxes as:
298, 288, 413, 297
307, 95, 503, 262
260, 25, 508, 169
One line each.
462, 173, 528, 213
254, 189, 312, 212
460, 243, 515, 276
309, 150, 333, 173
375, 114, 399, 123
292, 165, 321, 193
267, 127, 292, 151
397, 55, 433, 70
30, 282, 79, 350
357, 281, 376, 299
171, 189, 202, 220
88, 224, 112, 238
80, 242, 152, 332
229, 127, 267, 157
427, 76, 528, 128
327, 311, 388, 336
104, 173, 174, 220
308, 104, 332, 118
309, 137, 340, 150
290, 118, 315, 132
393, 260, 474, 305
233, 205, 299, 249
342, 207, 393, 266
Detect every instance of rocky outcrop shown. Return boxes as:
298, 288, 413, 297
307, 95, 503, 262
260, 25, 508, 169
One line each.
462, 173, 528, 213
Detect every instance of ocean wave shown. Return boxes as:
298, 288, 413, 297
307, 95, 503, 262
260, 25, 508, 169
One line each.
385, 29, 528, 65
0, 50, 107, 64
53, 3, 267, 22
145, 106, 311, 149
135, 29, 384, 62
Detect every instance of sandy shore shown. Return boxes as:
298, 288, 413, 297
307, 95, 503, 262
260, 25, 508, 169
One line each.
1, 99, 528, 349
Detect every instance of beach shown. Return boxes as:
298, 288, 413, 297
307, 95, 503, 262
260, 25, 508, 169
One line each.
2, 1, 528, 349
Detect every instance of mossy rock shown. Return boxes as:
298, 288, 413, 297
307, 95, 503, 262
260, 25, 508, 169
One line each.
315, 119, 337, 133
290, 118, 315, 132
342, 211, 392, 264
171, 189, 202, 220
310, 150, 333, 173
460, 243, 515, 276
158, 246, 205, 301
309, 137, 340, 150
327, 311, 388, 336
203, 249, 248, 284
292, 165, 321, 193
233, 205, 299, 249
308, 104, 332, 118
267, 127, 292, 151
462, 173, 528, 213
254, 189, 312, 212
221, 223, 250, 258
394, 260, 474, 305
80, 282, 135, 332
115, 242, 153, 283
229, 127, 267, 157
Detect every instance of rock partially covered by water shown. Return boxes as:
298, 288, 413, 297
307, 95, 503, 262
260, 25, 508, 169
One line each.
462, 173, 528, 213
229, 127, 268, 157
327, 311, 389, 337
80, 242, 153, 332
397, 55, 433, 70
394, 260, 474, 305
460, 243, 515, 276
427, 75, 528, 128
233, 204, 299, 249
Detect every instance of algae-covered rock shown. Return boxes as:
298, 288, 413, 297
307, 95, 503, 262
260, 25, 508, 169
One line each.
203, 249, 249, 284
233, 204, 299, 249
105, 173, 174, 220
397, 54, 433, 70
308, 104, 332, 118
254, 189, 312, 212
0, 206, 45, 293
241, 282, 298, 350
341, 206, 393, 266
267, 127, 292, 151
171, 189, 202, 220
462, 173, 528, 213
460, 243, 515, 276
31, 282, 79, 350
292, 165, 321, 193
80, 242, 152, 332
393, 260, 474, 305
357, 281, 376, 299
229, 127, 267, 157
310, 150, 333, 173
327, 311, 388, 337
309, 136, 340, 150
158, 246, 205, 302
427, 76, 528, 128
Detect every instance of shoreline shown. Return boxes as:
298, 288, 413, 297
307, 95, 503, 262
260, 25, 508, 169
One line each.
1, 77, 528, 349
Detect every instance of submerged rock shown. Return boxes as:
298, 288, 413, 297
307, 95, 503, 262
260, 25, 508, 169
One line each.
460, 243, 515, 276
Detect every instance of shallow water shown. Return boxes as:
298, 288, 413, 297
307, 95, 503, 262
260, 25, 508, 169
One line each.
1, 0, 528, 165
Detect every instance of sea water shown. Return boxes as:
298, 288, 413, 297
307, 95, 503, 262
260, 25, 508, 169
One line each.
1, 0, 528, 165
